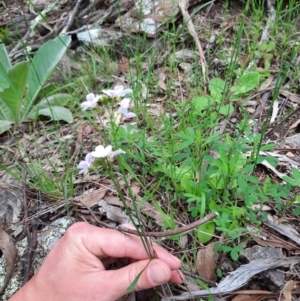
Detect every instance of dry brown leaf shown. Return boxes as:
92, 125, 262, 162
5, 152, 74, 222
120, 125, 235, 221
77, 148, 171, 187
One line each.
290, 119, 300, 130
130, 182, 141, 196
104, 195, 164, 226
232, 295, 268, 301
270, 100, 279, 124
196, 244, 219, 281
158, 72, 167, 91
98, 200, 132, 224
282, 281, 298, 301
76, 189, 107, 207
119, 56, 128, 74
280, 90, 300, 104
258, 76, 274, 92
250, 234, 297, 251
232, 295, 252, 301
0, 228, 17, 294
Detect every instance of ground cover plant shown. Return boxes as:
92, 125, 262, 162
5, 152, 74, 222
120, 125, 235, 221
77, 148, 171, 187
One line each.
1, 0, 300, 300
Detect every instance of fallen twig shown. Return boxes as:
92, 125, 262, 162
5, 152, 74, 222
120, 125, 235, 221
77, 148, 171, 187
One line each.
22, 172, 38, 285
265, 106, 300, 136
78, 199, 217, 238
178, 0, 207, 81
9, 0, 61, 57
247, 0, 276, 70
181, 269, 217, 287
61, 0, 83, 34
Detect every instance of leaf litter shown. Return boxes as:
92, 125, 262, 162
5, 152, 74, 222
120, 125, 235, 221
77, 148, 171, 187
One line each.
2, 0, 300, 300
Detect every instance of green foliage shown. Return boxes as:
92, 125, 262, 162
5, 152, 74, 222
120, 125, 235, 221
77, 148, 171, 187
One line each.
254, 41, 276, 70
0, 27, 9, 43
0, 35, 73, 134
192, 72, 261, 117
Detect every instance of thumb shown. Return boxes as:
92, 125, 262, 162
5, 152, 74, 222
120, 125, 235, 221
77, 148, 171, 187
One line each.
103, 259, 172, 300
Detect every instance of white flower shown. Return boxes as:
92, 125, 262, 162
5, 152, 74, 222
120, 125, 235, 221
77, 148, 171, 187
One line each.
102, 85, 133, 98
80, 93, 102, 110
91, 145, 125, 158
77, 153, 94, 175
119, 98, 136, 120
108, 149, 126, 157
91, 145, 112, 158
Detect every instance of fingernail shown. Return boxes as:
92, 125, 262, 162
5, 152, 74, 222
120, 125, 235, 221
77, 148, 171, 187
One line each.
148, 263, 168, 284
172, 255, 182, 265
178, 270, 185, 281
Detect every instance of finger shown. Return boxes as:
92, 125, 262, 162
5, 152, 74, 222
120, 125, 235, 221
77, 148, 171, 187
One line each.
67, 222, 181, 270
99, 258, 179, 300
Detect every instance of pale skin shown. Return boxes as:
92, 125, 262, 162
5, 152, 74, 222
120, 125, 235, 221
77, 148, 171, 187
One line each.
9, 222, 183, 301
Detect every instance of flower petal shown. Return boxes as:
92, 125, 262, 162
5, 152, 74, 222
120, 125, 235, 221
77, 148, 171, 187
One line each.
103, 145, 113, 156
91, 145, 105, 157
120, 98, 130, 108
102, 89, 117, 98
124, 112, 136, 119
86, 93, 96, 101
120, 88, 133, 97
80, 101, 91, 111
77, 161, 88, 169
85, 152, 94, 163
108, 149, 126, 157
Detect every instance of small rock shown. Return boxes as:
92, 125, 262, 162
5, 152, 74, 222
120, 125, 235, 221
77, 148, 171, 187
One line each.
0, 174, 23, 235
285, 134, 300, 148
239, 245, 285, 290
0, 217, 74, 300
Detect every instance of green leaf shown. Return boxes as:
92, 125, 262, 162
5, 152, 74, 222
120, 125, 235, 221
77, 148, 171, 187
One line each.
0, 120, 12, 134
192, 96, 211, 111
127, 261, 151, 292
218, 104, 234, 116
36, 93, 73, 108
197, 221, 215, 244
0, 61, 29, 123
37, 106, 73, 123
25, 35, 71, 120
0, 66, 10, 92
28, 94, 73, 120
0, 44, 11, 71
209, 78, 225, 102
230, 245, 243, 260
230, 72, 260, 96
282, 175, 297, 186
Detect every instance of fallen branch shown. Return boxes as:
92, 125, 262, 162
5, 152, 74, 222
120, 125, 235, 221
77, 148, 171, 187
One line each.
178, 0, 207, 81
22, 172, 38, 285
61, 0, 83, 34
78, 199, 217, 238
9, 0, 61, 57
247, 0, 276, 70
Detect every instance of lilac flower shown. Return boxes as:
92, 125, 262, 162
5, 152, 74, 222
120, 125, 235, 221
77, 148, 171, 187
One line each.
102, 85, 133, 98
77, 153, 94, 175
80, 93, 102, 110
119, 98, 136, 120
91, 145, 125, 158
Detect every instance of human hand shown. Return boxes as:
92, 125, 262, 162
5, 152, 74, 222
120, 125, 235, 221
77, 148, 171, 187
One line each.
9, 222, 183, 301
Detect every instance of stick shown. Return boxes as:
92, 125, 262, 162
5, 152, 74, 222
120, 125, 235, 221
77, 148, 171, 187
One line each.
178, 0, 207, 81
9, 0, 61, 57
78, 200, 217, 238
22, 172, 37, 285
181, 269, 217, 287
246, 0, 275, 71
265, 106, 300, 136
61, 0, 83, 34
